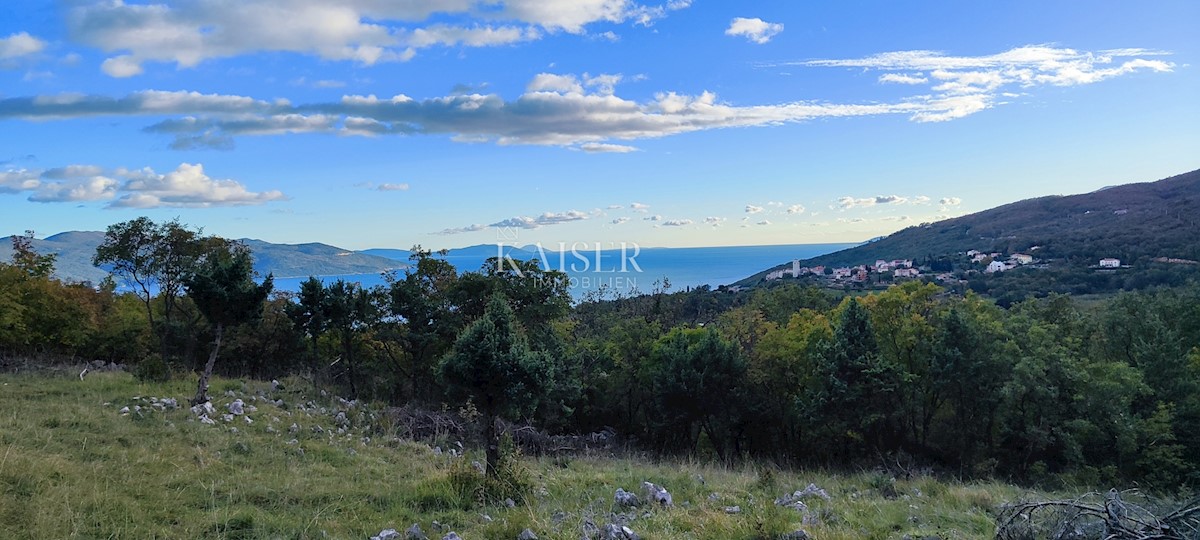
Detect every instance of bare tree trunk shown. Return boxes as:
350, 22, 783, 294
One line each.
484, 413, 500, 478
191, 322, 223, 406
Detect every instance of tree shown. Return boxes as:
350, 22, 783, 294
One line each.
185, 241, 273, 406
648, 327, 746, 461
322, 279, 376, 398
438, 293, 551, 476
93, 217, 206, 361
10, 231, 56, 279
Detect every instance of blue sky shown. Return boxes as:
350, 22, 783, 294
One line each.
1, 0, 1197, 251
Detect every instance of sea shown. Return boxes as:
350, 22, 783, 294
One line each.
272, 243, 857, 300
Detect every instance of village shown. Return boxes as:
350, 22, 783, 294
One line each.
759, 249, 1126, 288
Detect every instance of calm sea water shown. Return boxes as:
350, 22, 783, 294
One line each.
272, 243, 856, 299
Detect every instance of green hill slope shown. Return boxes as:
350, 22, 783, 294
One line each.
738, 168, 1200, 285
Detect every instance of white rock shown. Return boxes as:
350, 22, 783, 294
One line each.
199, 415, 216, 425
228, 399, 245, 415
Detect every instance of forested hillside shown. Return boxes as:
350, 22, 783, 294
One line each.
744, 168, 1200, 281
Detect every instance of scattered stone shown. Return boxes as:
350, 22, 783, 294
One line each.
222, 414, 235, 423
471, 461, 485, 474
404, 523, 428, 540
724, 506, 741, 514
371, 528, 400, 540
775, 483, 830, 511
119, 406, 130, 415
271, 379, 283, 391
160, 398, 178, 409
442, 533, 461, 540
694, 474, 705, 485
199, 415, 216, 425
228, 399, 245, 415
229, 427, 239, 434
641, 482, 673, 507
266, 426, 276, 433
286, 438, 299, 445
289, 423, 300, 434
274, 399, 285, 407
312, 425, 324, 434
244, 415, 253, 424
707, 493, 720, 501
334, 411, 349, 426
481, 514, 492, 522
504, 498, 516, 508
433, 446, 442, 455
517, 528, 538, 540
225, 390, 237, 397
600, 523, 640, 540
615, 488, 641, 507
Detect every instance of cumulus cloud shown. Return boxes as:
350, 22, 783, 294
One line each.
66, 0, 689, 75
662, 218, 692, 226
745, 204, 764, 214
611, 216, 630, 225
490, 209, 589, 229
703, 216, 724, 226
757, 219, 771, 226
607, 204, 623, 209
838, 194, 912, 209
630, 202, 650, 212
0, 32, 46, 61
940, 197, 962, 206
377, 183, 410, 191
725, 17, 783, 44
3, 162, 287, 208
786, 204, 805, 214
644, 214, 662, 221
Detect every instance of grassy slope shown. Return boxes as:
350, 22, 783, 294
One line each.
1, 372, 1033, 539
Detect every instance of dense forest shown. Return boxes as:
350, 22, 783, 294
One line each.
3, 218, 1199, 491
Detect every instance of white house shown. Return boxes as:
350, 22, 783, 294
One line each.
894, 268, 920, 278
985, 260, 1008, 273
1011, 253, 1033, 265
1099, 258, 1121, 268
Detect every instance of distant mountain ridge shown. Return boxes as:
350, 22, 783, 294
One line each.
739, 168, 1200, 284
0, 231, 406, 284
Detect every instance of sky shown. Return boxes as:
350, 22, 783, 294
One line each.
1, 1, 1197, 251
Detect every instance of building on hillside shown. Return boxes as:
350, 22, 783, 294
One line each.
894, 267, 920, 278
792, 259, 801, 276
1099, 258, 1121, 268
1010, 253, 1033, 265
985, 260, 1008, 273
971, 253, 990, 263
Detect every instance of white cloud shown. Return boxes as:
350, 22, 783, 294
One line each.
1, 45, 1173, 148
662, 219, 692, 226
611, 216, 630, 225
433, 223, 488, 235
112, 163, 288, 208
377, 183, 410, 191
0, 169, 42, 193
100, 55, 144, 78
67, 0, 687, 75
940, 197, 962, 207
794, 45, 1173, 123
838, 194, 911, 209
0, 32, 46, 61
911, 195, 931, 205
644, 214, 662, 221
490, 209, 589, 229
786, 204, 805, 214
757, 219, 771, 226
745, 204, 764, 214
630, 202, 650, 212
3, 162, 286, 208
879, 73, 927, 85
607, 204, 623, 209
725, 17, 783, 44
703, 216, 724, 226
579, 142, 638, 153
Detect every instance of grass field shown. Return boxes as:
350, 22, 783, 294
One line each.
0, 371, 1036, 539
